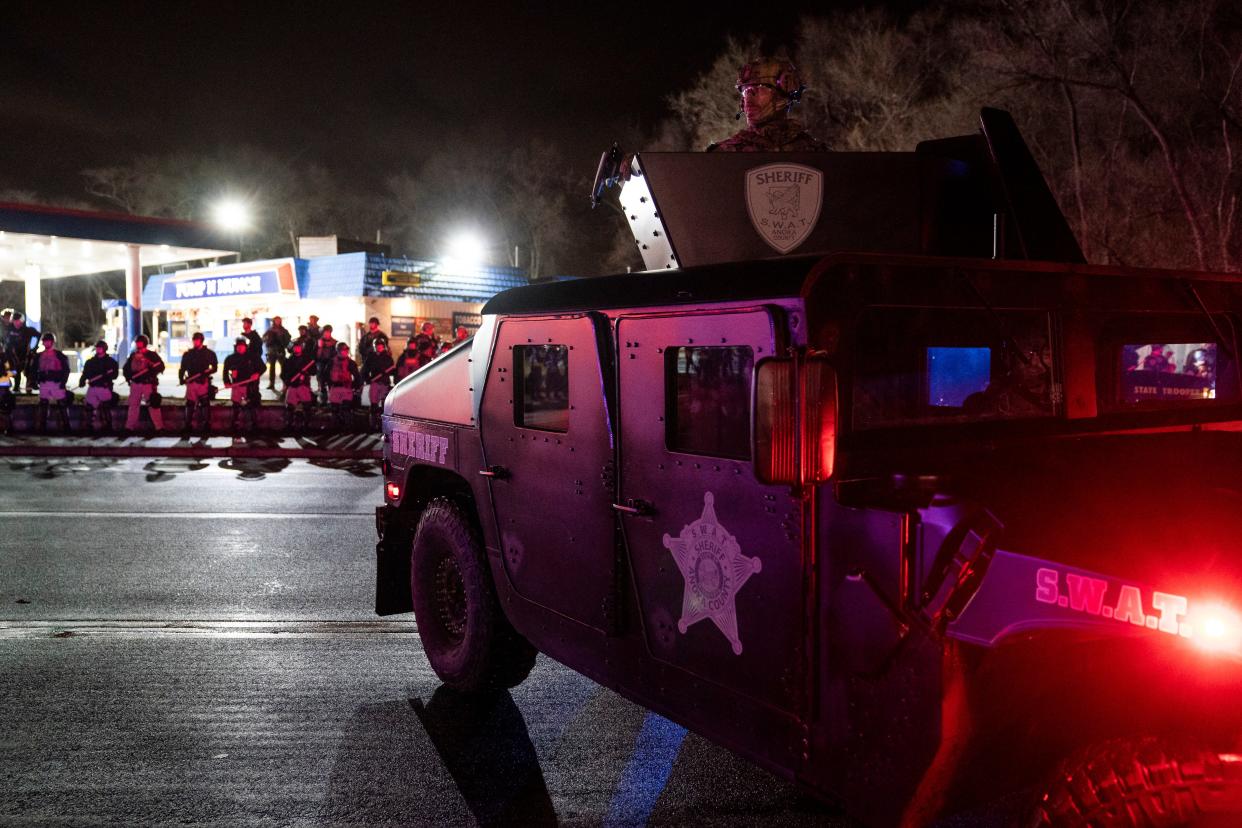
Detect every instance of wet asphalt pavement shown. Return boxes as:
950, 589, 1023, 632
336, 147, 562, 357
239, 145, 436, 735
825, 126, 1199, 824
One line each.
0, 456, 850, 827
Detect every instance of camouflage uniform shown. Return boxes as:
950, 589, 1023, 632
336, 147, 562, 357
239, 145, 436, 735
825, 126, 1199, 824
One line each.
707, 119, 829, 153
706, 58, 829, 153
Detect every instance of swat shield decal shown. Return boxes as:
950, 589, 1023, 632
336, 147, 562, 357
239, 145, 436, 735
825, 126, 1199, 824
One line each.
745, 163, 823, 254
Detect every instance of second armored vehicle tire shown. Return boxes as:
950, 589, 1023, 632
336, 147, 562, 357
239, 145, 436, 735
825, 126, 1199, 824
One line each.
1030, 737, 1242, 827
409, 497, 537, 692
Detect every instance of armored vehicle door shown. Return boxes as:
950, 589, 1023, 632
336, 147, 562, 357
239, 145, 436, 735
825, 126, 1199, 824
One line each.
478, 314, 617, 633
616, 308, 804, 714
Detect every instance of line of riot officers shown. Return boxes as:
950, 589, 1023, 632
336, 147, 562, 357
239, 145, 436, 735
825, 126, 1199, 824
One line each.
1, 316, 465, 436
1, 332, 156, 436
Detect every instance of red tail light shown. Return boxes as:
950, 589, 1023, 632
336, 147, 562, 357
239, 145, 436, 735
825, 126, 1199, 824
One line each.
802, 358, 837, 483
385, 481, 401, 501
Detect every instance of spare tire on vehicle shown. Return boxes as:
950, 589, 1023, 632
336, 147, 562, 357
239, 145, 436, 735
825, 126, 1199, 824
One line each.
409, 497, 536, 692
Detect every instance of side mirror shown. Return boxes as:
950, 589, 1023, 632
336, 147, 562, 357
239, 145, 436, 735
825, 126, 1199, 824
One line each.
753, 355, 838, 486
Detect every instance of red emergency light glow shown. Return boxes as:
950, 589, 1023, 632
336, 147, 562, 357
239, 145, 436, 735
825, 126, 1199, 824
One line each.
385, 482, 401, 501
1187, 603, 1242, 654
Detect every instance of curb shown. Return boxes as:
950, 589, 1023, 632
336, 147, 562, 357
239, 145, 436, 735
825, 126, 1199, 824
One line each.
0, 435, 382, 460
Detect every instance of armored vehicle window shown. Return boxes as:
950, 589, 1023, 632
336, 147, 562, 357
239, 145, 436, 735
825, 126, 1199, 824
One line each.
666, 346, 753, 459
1100, 314, 1238, 409
515, 344, 569, 432
853, 308, 1056, 429
1122, 343, 1219, 403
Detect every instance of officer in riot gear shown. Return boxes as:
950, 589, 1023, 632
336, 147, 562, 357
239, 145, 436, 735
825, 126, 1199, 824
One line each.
33, 332, 70, 433
222, 337, 263, 435
395, 339, 422, 382
240, 317, 263, 360
327, 340, 360, 430
78, 340, 118, 434
262, 315, 291, 391
359, 316, 389, 362
305, 315, 322, 357
281, 338, 317, 432
315, 324, 338, 405
122, 334, 165, 433
179, 332, 218, 435
707, 58, 829, 153
5, 312, 40, 394
361, 338, 395, 432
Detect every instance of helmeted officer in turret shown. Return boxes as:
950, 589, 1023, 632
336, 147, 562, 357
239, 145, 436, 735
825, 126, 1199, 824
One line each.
34, 332, 70, 433
706, 58, 829, 153
179, 332, 218, 435
78, 340, 118, 434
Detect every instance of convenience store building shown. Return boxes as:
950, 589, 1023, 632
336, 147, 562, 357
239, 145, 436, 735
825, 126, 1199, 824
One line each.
141, 250, 528, 363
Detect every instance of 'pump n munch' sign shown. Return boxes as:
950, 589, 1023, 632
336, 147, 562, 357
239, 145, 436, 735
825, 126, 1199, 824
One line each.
162, 260, 298, 303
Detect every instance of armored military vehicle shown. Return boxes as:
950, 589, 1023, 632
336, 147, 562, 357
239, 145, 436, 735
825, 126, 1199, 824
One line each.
374, 109, 1242, 826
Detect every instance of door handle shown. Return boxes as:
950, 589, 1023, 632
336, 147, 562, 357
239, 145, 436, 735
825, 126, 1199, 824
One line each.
611, 498, 654, 516
479, 465, 509, 479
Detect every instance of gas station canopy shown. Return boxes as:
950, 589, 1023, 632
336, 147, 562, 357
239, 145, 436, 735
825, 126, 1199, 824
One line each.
0, 201, 235, 352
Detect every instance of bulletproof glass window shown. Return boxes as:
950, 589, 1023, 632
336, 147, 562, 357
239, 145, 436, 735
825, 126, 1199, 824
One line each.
666, 346, 753, 459
853, 308, 1056, 429
1101, 314, 1239, 408
514, 344, 569, 432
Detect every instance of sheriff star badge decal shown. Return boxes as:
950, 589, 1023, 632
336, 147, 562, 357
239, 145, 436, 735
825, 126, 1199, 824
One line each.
662, 492, 762, 655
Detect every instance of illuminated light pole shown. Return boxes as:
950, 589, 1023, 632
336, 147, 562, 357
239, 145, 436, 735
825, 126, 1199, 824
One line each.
123, 244, 141, 360
212, 198, 251, 263
442, 230, 488, 274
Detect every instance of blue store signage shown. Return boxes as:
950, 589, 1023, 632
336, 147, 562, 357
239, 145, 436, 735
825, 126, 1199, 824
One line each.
163, 269, 282, 302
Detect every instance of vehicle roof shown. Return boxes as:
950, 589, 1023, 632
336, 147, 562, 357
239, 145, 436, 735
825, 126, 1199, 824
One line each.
484, 250, 1242, 318
481, 256, 816, 316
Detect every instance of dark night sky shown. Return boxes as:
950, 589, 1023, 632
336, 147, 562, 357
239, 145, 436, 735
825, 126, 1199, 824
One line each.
0, 2, 877, 199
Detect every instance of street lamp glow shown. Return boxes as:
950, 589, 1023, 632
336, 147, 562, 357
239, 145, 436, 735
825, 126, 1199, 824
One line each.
212, 198, 251, 232
446, 231, 487, 267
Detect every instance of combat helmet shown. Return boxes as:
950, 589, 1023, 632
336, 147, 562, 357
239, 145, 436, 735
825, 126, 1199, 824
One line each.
736, 58, 805, 104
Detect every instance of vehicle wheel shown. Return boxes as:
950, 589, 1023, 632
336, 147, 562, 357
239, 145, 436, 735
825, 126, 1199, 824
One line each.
1030, 737, 1242, 827
410, 497, 536, 691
